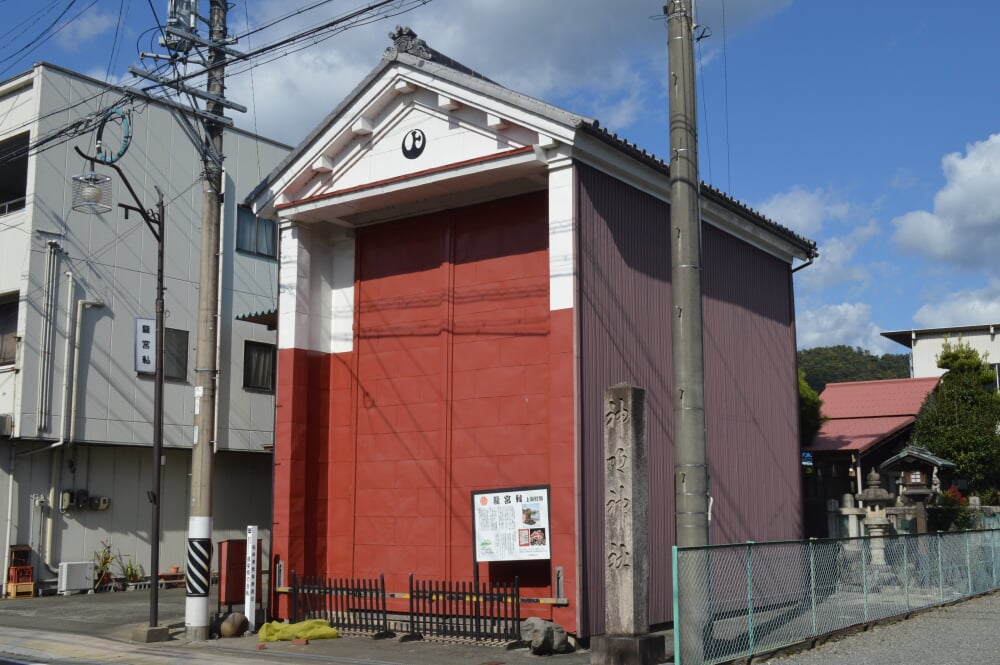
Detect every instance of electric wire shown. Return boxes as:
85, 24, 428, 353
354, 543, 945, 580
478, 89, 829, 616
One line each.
0, 0, 428, 168
696, 38, 713, 185
141, 0, 430, 92
0, 0, 95, 77
105, 0, 132, 83
0, 1, 64, 54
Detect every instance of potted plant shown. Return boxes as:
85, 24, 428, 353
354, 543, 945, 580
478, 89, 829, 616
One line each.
93, 541, 116, 591
115, 552, 143, 589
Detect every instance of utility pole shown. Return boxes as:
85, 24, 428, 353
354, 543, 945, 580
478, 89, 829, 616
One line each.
666, 1, 710, 663
185, 0, 227, 641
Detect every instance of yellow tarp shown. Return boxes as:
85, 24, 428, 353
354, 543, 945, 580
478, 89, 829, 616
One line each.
257, 619, 340, 642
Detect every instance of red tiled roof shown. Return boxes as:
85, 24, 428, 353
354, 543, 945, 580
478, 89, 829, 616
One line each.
819, 377, 939, 419
810, 415, 916, 453
808, 377, 940, 454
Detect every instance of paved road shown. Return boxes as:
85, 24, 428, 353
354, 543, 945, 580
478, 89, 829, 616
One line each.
2, 585, 999, 664
0, 587, 593, 665
758, 591, 1000, 665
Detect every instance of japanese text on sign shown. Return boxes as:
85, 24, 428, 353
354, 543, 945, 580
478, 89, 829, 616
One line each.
472, 486, 550, 562
135, 318, 155, 373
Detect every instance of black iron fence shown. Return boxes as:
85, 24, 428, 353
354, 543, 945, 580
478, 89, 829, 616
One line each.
406, 574, 521, 643
286, 571, 522, 645
289, 572, 393, 637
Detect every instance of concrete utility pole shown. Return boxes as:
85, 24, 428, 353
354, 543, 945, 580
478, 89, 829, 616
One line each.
186, 0, 226, 641
667, 0, 710, 661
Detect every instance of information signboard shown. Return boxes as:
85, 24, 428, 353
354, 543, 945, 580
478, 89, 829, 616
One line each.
472, 485, 551, 562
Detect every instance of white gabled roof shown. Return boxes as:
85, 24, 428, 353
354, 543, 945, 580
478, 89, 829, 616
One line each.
246, 28, 817, 260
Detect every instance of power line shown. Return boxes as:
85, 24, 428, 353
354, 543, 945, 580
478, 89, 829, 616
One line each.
0, 0, 96, 77
140, 0, 430, 93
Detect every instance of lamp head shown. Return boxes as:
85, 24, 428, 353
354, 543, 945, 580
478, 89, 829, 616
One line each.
71, 171, 112, 215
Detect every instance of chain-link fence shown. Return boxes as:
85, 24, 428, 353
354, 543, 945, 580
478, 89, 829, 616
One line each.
673, 529, 1000, 665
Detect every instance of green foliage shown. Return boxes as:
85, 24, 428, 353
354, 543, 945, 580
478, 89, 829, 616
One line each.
93, 541, 115, 590
913, 340, 1000, 490
978, 487, 999, 506
928, 486, 973, 531
798, 369, 824, 447
797, 345, 910, 394
115, 552, 142, 583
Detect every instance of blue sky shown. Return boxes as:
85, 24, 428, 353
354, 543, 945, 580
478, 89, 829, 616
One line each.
3, 1, 998, 354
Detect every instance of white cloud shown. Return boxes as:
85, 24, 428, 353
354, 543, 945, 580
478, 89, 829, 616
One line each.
892, 133, 1000, 270
54, 8, 119, 52
795, 220, 879, 293
912, 279, 1000, 329
224, 0, 793, 145
796, 303, 893, 353
758, 186, 850, 236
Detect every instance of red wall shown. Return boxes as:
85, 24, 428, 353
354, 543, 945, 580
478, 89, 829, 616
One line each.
272, 193, 578, 629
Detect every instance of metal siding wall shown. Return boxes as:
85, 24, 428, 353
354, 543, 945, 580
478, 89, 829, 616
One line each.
701, 224, 802, 544
576, 163, 674, 635
576, 165, 803, 636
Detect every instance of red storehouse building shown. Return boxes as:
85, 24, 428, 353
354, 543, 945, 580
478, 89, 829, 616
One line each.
247, 30, 817, 637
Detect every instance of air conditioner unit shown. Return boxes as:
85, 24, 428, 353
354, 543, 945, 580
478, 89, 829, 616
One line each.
58, 561, 94, 595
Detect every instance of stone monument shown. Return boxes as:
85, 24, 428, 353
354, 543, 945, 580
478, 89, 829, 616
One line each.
591, 384, 665, 665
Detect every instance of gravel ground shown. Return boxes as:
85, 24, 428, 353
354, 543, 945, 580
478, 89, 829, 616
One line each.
755, 591, 1000, 665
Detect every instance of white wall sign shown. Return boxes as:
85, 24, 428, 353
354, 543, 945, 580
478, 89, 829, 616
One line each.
135, 318, 155, 373
472, 486, 551, 562
245, 524, 258, 632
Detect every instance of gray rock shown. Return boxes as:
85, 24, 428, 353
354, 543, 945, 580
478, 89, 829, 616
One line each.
219, 612, 249, 637
520, 617, 573, 655
551, 623, 573, 653
520, 616, 546, 642
530, 622, 554, 655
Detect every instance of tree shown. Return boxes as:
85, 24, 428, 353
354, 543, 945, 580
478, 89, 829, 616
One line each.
798, 345, 909, 394
912, 340, 1000, 490
799, 369, 824, 447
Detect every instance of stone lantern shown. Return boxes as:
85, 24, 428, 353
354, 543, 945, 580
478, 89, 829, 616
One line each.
858, 469, 893, 565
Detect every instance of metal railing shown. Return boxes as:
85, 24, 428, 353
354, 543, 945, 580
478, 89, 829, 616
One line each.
404, 574, 521, 644
286, 571, 522, 645
673, 529, 1000, 665
288, 572, 393, 637
0, 197, 25, 216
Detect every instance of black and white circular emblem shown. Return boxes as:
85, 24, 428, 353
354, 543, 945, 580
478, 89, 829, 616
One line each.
401, 129, 426, 159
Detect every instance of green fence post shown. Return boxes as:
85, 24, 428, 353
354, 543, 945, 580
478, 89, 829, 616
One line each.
903, 535, 910, 612
965, 530, 972, 596
994, 529, 999, 589
937, 532, 944, 602
809, 538, 817, 637
746, 541, 755, 656
672, 546, 681, 665
862, 538, 868, 621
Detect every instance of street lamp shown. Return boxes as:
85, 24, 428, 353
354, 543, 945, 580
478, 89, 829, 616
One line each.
72, 146, 166, 636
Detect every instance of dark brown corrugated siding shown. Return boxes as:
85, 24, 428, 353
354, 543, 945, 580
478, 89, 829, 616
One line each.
576, 162, 802, 637
577, 163, 674, 636
701, 224, 802, 546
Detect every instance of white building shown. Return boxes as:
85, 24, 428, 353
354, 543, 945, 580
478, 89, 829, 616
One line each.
883, 324, 1000, 382
0, 63, 289, 594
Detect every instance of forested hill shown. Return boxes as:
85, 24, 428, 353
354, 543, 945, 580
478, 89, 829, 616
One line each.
797, 345, 910, 394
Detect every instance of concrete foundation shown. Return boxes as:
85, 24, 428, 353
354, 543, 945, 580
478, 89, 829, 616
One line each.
131, 625, 170, 643
590, 634, 665, 665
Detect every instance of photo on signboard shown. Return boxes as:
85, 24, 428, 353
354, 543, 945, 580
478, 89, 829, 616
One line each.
522, 503, 541, 525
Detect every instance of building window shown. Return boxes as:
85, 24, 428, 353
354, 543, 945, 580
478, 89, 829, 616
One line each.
243, 341, 276, 392
164, 328, 188, 381
0, 133, 28, 216
910, 470, 922, 485
0, 295, 17, 365
236, 207, 277, 258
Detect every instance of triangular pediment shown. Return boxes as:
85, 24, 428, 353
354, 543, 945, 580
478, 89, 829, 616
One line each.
263, 58, 581, 223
